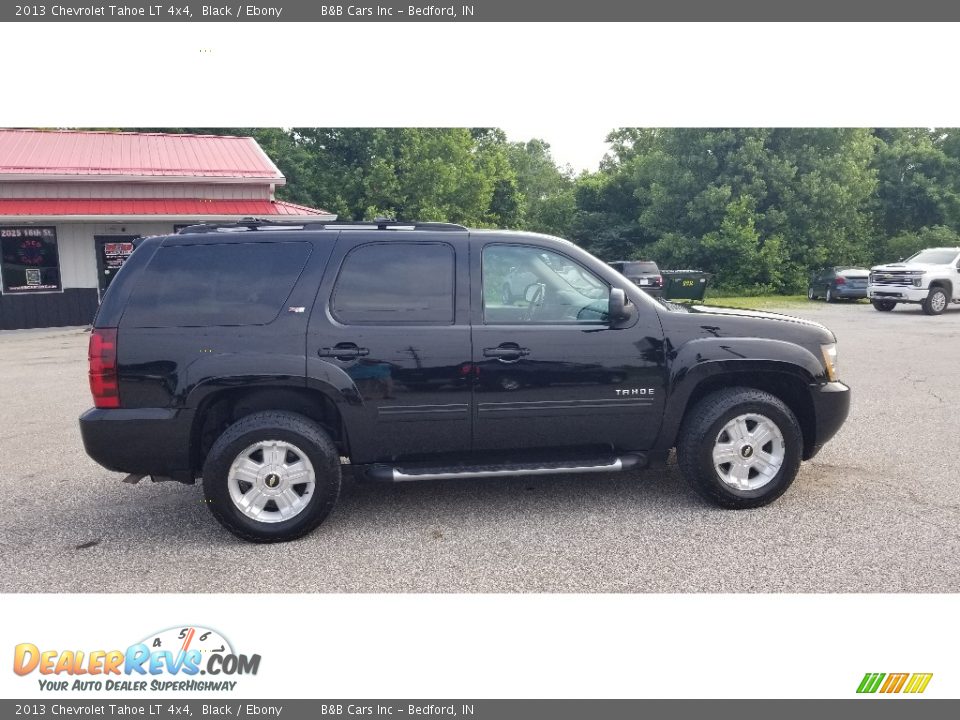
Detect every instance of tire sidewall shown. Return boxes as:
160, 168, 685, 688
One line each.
692, 398, 802, 504
925, 288, 947, 315
203, 421, 340, 542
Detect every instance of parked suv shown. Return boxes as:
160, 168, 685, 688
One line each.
608, 260, 664, 297
868, 247, 960, 315
80, 220, 850, 542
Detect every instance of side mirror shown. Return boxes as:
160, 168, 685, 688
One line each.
609, 288, 632, 323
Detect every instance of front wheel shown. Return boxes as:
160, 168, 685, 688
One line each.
202, 411, 341, 543
677, 387, 803, 509
807, 287, 816, 301
872, 299, 896, 312
921, 287, 948, 316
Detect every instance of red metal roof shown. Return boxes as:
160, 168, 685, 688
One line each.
0, 129, 284, 180
0, 198, 334, 218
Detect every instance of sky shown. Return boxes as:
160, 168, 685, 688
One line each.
500, 122, 617, 174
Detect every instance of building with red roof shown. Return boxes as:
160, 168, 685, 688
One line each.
0, 129, 334, 329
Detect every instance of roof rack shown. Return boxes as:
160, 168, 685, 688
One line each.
176, 217, 468, 234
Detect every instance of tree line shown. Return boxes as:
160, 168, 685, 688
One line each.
136, 127, 960, 293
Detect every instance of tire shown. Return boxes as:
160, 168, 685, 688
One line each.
807, 287, 816, 301
872, 299, 896, 312
202, 411, 341, 543
921, 287, 948, 316
825, 288, 834, 303
676, 387, 803, 509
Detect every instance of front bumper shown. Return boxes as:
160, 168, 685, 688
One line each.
867, 285, 928, 302
79, 407, 194, 480
805, 381, 851, 459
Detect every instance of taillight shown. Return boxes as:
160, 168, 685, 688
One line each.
654, 275, 663, 286
835, 276, 846, 285
88, 328, 119, 409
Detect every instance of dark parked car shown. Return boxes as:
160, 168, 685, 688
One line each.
608, 260, 664, 297
80, 219, 850, 542
808, 267, 870, 302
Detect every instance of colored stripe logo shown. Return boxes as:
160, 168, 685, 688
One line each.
857, 672, 933, 694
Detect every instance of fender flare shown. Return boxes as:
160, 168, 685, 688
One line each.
654, 337, 824, 454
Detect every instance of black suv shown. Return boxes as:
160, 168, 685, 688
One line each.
608, 260, 663, 297
80, 220, 850, 542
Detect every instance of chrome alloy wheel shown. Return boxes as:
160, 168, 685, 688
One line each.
227, 440, 316, 523
931, 290, 947, 313
712, 413, 785, 491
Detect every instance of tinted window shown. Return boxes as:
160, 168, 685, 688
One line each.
123, 241, 312, 327
483, 245, 609, 324
331, 242, 455, 325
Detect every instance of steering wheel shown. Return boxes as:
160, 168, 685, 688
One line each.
524, 283, 545, 321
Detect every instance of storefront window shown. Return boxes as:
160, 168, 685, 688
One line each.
0, 226, 62, 293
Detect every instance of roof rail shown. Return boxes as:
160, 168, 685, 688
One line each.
176, 217, 468, 234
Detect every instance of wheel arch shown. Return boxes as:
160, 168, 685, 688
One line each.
657, 359, 821, 461
188, 381, 351, 475
928, 279, 952, 295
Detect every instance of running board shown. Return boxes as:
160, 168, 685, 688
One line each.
364, 453, 646, 483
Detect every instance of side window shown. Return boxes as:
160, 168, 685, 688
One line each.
122, 241, 312, 328
483, 244, 610, 324
331, 242, 455, 325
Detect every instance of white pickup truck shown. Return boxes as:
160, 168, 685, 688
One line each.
867, 247, 960, 315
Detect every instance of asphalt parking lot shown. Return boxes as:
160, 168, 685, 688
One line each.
1, 301, 959, 593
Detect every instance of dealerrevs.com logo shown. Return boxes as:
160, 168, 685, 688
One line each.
13, 626, 261, 693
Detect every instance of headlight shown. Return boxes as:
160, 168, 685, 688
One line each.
820, 343, 839, 382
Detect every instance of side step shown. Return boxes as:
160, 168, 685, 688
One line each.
364, 453, 646, 483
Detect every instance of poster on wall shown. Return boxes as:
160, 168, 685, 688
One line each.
0, 226, 61, 293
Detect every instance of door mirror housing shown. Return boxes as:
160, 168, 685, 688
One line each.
609, 287, 634, 324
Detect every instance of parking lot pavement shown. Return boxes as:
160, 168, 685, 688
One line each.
1, 301, 959, 593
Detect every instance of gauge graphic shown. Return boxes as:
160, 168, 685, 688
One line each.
138, 626, 234, 657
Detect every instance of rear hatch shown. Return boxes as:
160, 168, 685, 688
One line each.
837, 269, 869, 289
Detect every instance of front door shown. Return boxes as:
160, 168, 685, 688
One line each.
95, 235, 139, 300
471, 241, 666, 453
307, 233, 473, 463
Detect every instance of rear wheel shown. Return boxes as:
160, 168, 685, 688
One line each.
921, 287, 948, 316
825, 287, 835, 303
202, 411, 341, 543
872, 299, 896, 312
807, 287, 816, 301
677, 387, 802, 509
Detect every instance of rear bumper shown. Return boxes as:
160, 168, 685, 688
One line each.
79, 407, 194, 479
805, 381, 850, 459
833, 287, 867, 299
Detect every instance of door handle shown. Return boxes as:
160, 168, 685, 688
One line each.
483, 343, 530, 362
318, 343, 370, 361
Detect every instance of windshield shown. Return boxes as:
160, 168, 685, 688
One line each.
905, 249, 960, 265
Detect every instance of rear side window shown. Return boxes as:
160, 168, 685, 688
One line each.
122, 241, 312, 327
331, 242, 455, 325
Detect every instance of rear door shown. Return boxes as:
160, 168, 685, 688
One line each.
307, 232, 472, 463
470, 239, 666, 453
